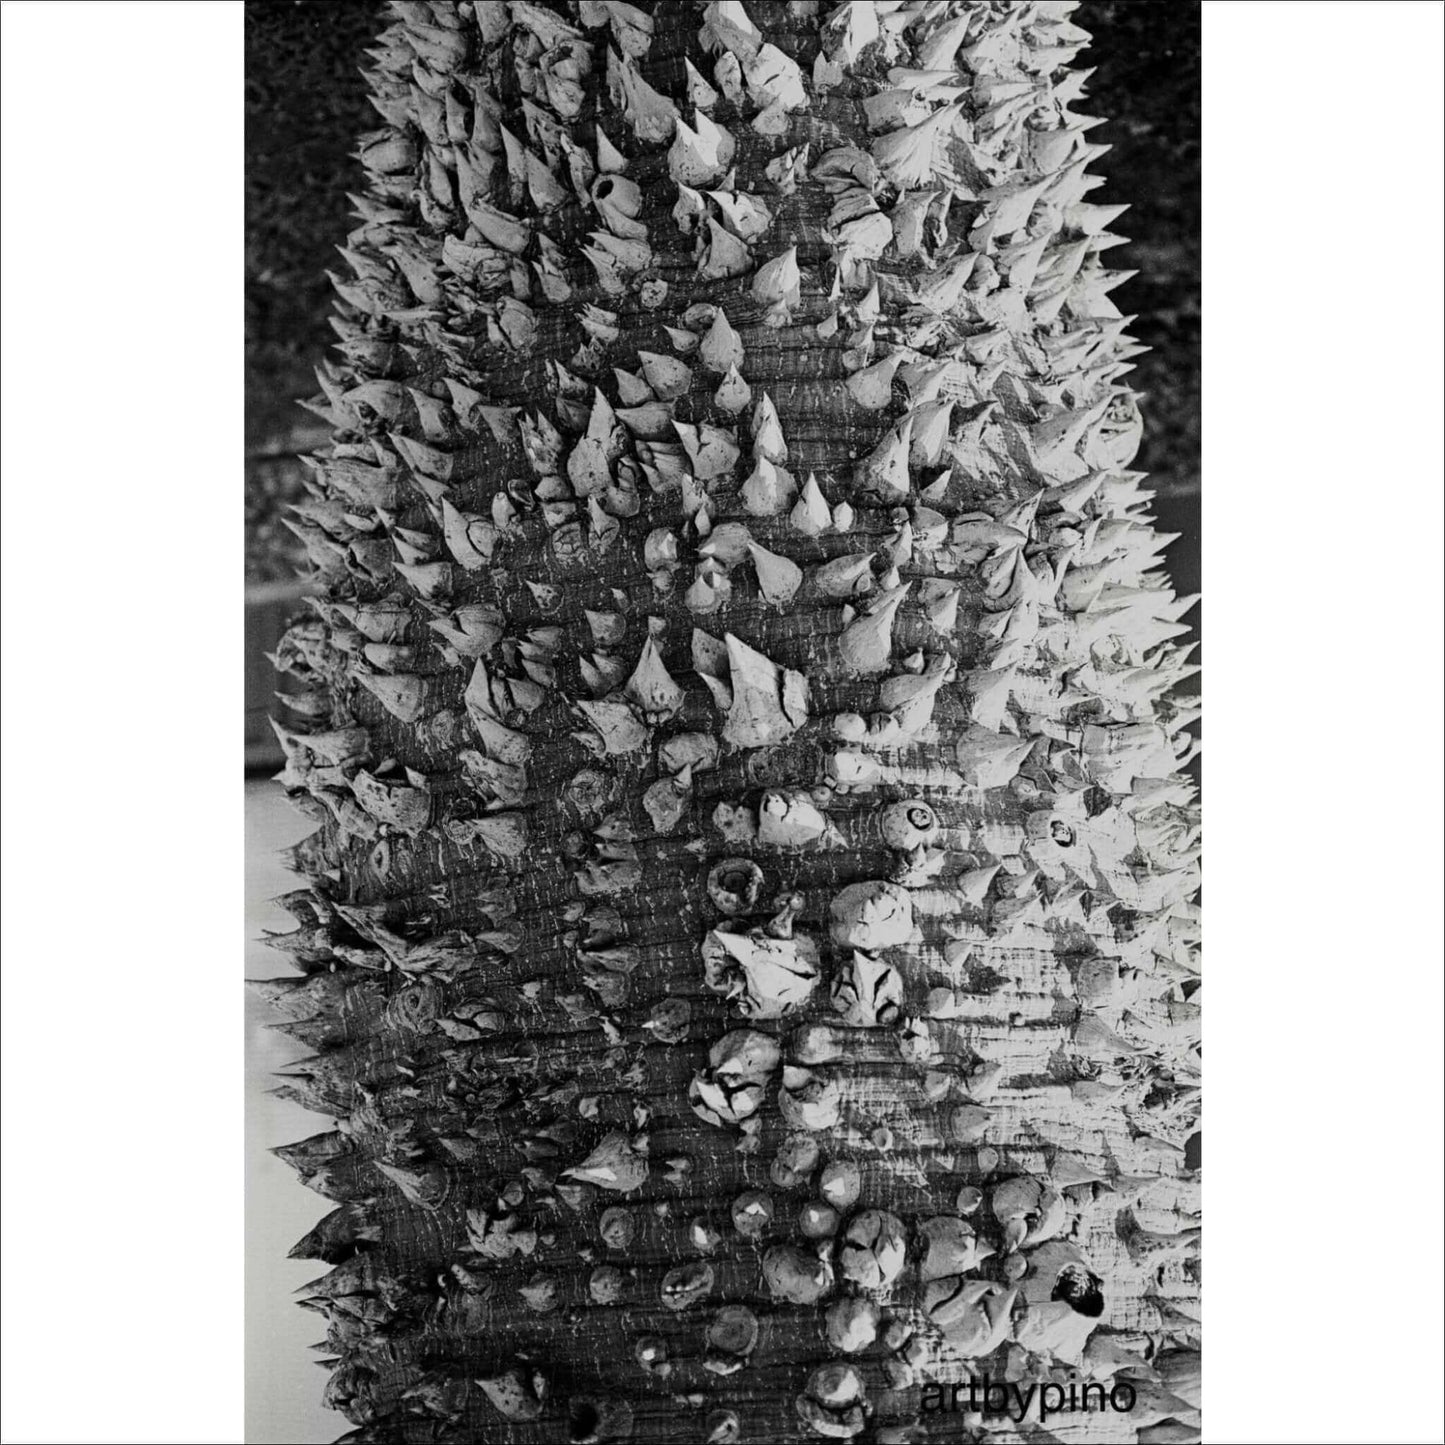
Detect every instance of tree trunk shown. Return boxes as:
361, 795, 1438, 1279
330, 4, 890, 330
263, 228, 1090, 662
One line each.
257, 2, 1201, 1440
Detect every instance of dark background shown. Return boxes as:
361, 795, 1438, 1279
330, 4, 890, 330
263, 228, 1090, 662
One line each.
245, 0, 379, 581
244, 0, 1200, 758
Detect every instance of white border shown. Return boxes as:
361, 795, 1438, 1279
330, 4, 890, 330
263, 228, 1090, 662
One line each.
1203, 4, 1444, 1442
1, 3, 1442, 1442
2, 4, 244, 1442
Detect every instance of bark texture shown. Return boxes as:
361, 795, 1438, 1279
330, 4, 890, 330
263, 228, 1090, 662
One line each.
258, 3, 1201, 1440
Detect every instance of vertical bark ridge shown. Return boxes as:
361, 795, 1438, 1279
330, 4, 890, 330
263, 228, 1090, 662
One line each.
258, 2, 1200, 1441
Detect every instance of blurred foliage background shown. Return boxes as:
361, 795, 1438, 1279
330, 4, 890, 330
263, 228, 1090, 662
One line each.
1082, 2, 1201, 548
245, 1, 377, 579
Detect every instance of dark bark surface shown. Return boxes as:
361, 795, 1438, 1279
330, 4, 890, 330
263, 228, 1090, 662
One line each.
257, 4, 1201, 1440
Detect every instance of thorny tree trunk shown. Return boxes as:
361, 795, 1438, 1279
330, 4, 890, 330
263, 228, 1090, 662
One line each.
258, 2, 1201, 1441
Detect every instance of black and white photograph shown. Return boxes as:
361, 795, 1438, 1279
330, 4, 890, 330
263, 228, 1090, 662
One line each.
245, 3, 1203, 1439
1, 4, 1442, 1444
